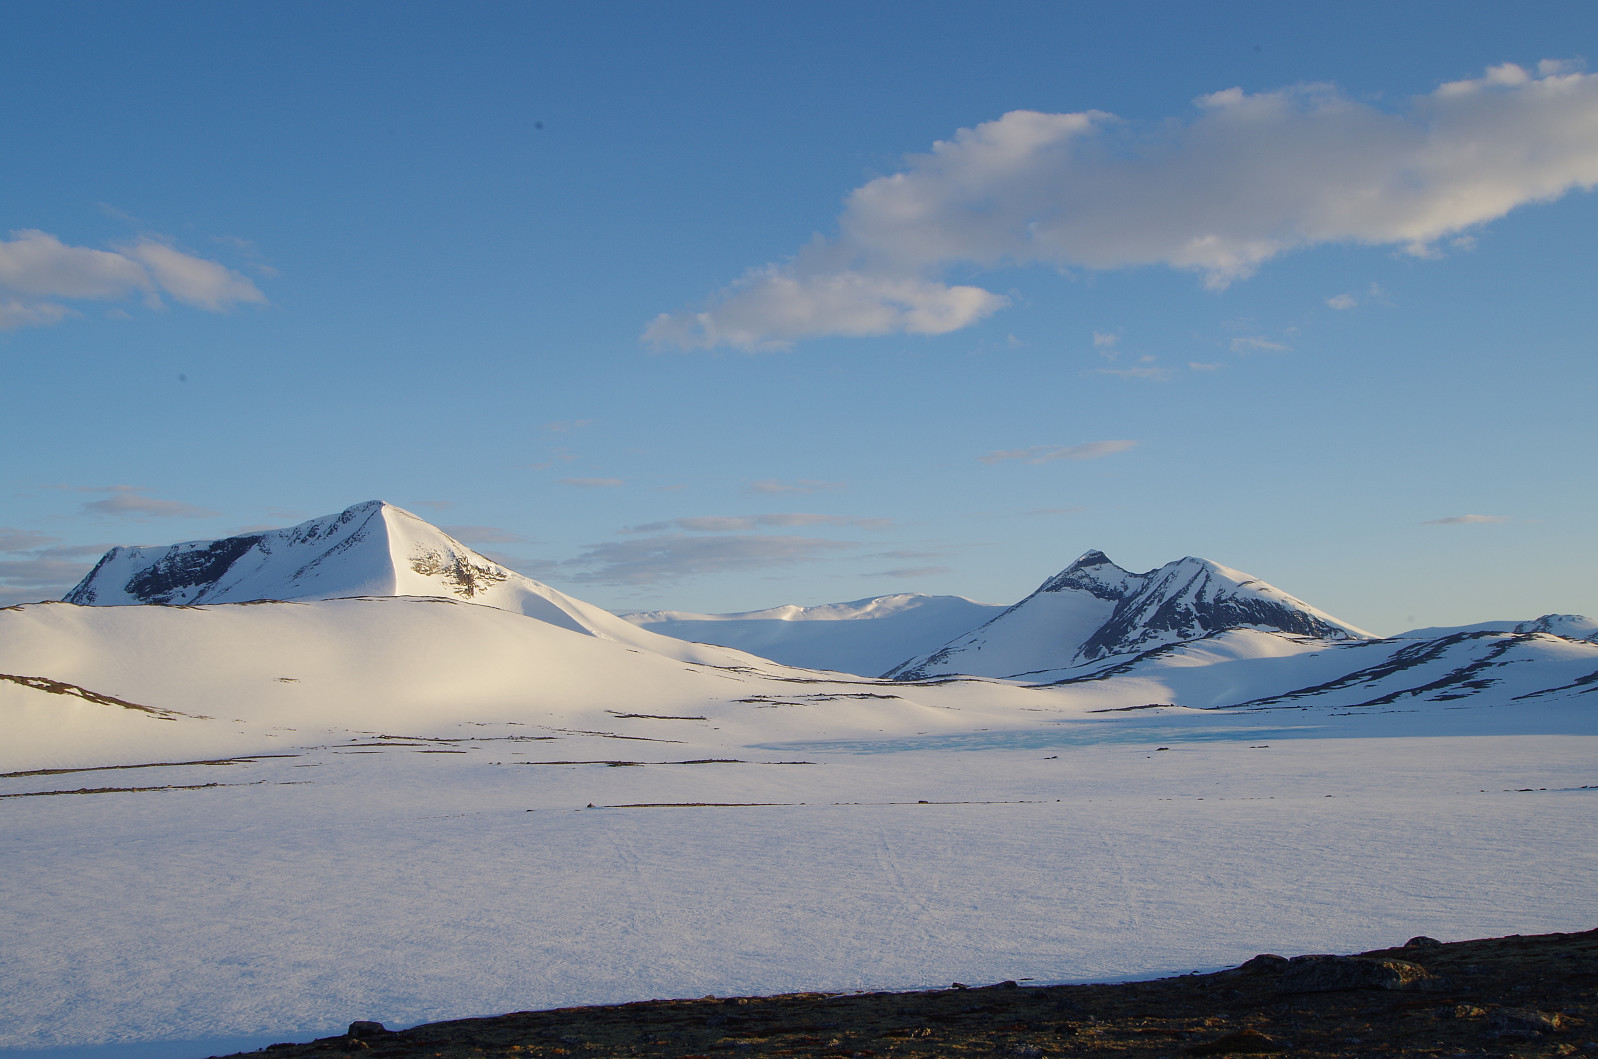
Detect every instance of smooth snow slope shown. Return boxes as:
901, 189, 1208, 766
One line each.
62, 500, 763, 668
621, 594, 1005, 676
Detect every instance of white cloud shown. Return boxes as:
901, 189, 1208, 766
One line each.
122, 238, 267, 310
558, 477, 624, 488
0, 229, 265, 329
1326, 293, 1358, 310
1423, 514, 1509, 525
0, 299, 74, 330
979, 440, 1137, 465
649, 62, 1598, 349
643, 258, 1007, 351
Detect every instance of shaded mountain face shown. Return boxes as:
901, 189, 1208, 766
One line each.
65, 501, 395, 606
886, 550, 1372, 681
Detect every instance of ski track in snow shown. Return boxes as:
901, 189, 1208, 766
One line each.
2, 718, 1595, 1059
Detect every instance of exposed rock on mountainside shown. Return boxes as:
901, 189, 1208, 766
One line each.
886, 551, 1371, 681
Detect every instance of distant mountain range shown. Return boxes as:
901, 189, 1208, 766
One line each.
619, 594, 1004, 677
52, 500, 1598, 717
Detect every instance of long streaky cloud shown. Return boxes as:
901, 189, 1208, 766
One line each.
980, 440, 1137, 465
621, 513, 892, 534
647, 61, 1598, 350
1423, 514, 1508, 525
0, 229, 266, 329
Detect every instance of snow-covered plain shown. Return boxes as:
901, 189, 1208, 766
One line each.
4, 505, 1594, 1059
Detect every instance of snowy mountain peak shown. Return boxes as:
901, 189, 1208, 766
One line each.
887, 551, 1372, 681
63, 500, 506, 607
61, 501, 771, 669
1037, 550, 1137, 600
1076, 555, 1368, 663
1514, 613, 1598, 641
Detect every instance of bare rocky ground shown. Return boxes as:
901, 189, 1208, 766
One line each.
217, 929, 1596, 1059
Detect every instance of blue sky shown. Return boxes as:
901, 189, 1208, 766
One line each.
3, 1, 1595, 633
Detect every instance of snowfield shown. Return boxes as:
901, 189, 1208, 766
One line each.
3, 504, 1593, 1059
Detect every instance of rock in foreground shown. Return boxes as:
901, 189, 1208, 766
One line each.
216, 928, 1596, 1058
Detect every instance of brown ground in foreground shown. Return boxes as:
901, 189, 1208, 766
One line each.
218, 929, 1597, 1059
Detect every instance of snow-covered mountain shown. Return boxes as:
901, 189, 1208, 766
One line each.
620, 594, 1004, 676
61, 500, 763, 668
886, 550, 1373, 680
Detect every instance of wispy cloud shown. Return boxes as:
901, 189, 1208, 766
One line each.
864, 565, 952, 579
0, 529, 58, 553
647, 62, 1598, 349
1230, 335, 1291, 354
1423, 514, 1509, 525
441, 525, 527, 545
1096, 362, 1172, 381
1326, 293, 1358, 310
0, 229, 266, 329
622, 513, 891, 534
564, 533, 856, 586
0, 532, 112, 605
558, 477, 624, 488
979, 440, 1137, 465
79, 486, 217, 519
747, 479, 842, 495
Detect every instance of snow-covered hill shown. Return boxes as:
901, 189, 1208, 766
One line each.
886, 550, 1373, 680
620, 594, 1004, 676
61, 500, 760, 668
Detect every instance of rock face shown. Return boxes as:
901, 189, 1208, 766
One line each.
1274, 955, 1437, 994
885, 550, 1371, 681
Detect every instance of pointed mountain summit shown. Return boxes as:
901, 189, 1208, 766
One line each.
62, 501, 758, 667
885, 550, 1372, 680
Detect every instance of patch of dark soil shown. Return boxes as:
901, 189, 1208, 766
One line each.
0, 672, 204, 718
212, 928, 1597, 1058
1, 754, 296, 779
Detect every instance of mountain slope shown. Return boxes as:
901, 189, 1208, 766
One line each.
887, 550, 1372, 680
620, 594, 1004, 676
61, 501, 766, 668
